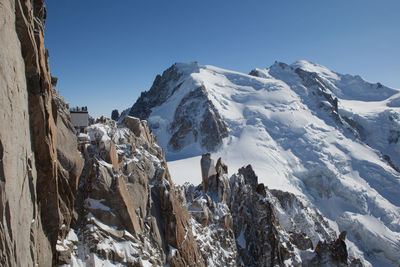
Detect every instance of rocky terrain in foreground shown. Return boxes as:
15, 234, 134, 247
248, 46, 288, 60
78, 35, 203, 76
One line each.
58, 117, 360, 266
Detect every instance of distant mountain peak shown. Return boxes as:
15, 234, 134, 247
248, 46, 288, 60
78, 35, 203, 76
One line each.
120, 61, 400, 266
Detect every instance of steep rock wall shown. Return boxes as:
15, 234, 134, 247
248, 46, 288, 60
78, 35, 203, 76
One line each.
0, 1, 43, 265
0, 1, 83, 266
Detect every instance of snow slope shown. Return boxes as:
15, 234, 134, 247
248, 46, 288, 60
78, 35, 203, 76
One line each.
127, 60, 400, 266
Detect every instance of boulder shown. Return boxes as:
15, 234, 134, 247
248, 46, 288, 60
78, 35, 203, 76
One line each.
122, 116, 155, 143
122, 116, 141, 135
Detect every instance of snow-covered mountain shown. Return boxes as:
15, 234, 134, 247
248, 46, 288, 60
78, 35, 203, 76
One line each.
124, 60, 400, 266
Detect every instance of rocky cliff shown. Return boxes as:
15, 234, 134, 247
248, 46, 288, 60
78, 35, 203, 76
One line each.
183, 154, 360, 266
56, 116, 205, 266
0, 1, 83, 266
128, 63, 228, 155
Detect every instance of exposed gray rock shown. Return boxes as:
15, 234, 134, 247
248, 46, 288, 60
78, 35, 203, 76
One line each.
168, 85, 228, 151
184, 154, 362, 266
238, 164, 258, 189
127, 64, 228, 153
0, 2, 40, 265
313, 231, 349, 266
129, 64, 185, 120
111, 109, 119, 121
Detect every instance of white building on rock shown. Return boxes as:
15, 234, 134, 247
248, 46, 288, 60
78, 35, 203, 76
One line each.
70, 106, 89, 134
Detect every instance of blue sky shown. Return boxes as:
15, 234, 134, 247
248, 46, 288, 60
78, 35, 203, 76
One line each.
45, 0, 400, 118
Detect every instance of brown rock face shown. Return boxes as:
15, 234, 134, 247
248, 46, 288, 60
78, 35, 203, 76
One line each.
54, 89, 84, 244
0, 1, 83, 266
122, 115, 156, 145
15, 1, 60, 263
0, 2, 40, 265
122, 116, 143, 137
159, 175, 205, 267
200, 153, 217, 192
68, 119, 204, 266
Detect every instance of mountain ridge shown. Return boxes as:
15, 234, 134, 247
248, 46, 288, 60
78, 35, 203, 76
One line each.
123, 60, 400, 266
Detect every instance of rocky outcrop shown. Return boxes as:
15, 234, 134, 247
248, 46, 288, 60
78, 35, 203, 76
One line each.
168, 86, 228, 151
182, 154, 362, 266
15, 3, 60, 255
0, 1, 83, 266
312, 231, 349, 266
111, 109, 119, 121
53, 88, 84, 259
159, 174, 205, 267
60, 118, 204, 266
200, 153, 217, 192
129, 64, 184, 120
0, 1, 40, 265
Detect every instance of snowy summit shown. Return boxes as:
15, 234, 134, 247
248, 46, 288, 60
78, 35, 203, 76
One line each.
121, 60, 400, 266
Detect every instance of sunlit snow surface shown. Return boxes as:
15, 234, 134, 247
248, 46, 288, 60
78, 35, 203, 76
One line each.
151, 61, 400, 266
